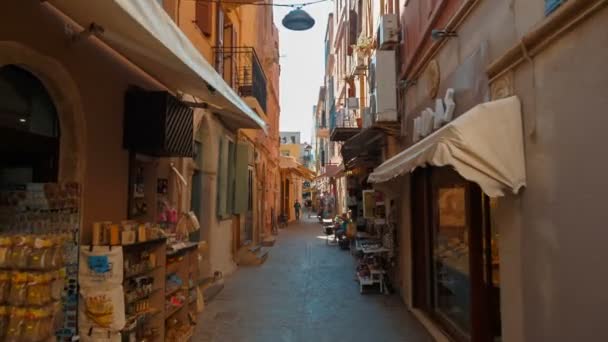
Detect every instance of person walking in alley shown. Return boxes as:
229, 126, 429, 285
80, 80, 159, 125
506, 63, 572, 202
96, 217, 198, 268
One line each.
294, 200, 301, 221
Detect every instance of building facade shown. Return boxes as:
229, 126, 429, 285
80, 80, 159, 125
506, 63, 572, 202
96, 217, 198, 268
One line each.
369, 1, 608, 342
159, 0, 281, 269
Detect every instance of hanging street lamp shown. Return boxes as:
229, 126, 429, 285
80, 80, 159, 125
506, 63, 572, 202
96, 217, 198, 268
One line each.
282, 8, 315, 31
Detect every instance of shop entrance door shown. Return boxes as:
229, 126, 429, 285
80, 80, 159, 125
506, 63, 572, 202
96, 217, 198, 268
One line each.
412, 167, 501, 342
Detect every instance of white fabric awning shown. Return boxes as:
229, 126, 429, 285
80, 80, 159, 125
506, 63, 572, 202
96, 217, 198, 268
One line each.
368, 96, 526, 197
49, 0, 267, 132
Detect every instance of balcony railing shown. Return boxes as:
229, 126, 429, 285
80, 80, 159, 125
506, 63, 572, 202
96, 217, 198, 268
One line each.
213, 47, 267, 113
330, 108, 361, 141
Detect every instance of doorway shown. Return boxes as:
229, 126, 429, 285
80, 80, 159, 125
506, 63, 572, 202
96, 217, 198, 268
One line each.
0, 65, 59, 186
411, 167, 501, 342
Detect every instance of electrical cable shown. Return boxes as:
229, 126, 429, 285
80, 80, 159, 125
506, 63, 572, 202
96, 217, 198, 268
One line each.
189, 0, 330, 8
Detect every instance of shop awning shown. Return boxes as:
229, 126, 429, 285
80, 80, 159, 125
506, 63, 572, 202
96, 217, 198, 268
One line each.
341, 128, 384, 168
315, 164, 342, 180
49, 0, 267, 132
279, 157, 316, 180
368, 96, 526, 197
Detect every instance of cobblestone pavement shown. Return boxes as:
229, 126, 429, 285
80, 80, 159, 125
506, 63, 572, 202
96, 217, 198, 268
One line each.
193, 214, 433, 342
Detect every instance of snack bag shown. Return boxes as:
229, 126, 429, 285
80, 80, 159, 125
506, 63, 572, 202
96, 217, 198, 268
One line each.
26, 272, 53, 306
5, 307, 26, 342
0, 272, 10, 303
28, 237, 54, 269
9, 235, 33, 268
8, 272, 28, 306
0, 237, 12, 268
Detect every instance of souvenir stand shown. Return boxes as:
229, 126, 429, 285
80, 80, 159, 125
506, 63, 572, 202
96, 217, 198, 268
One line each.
0, 182, 80, 341
354, 190, 396, 294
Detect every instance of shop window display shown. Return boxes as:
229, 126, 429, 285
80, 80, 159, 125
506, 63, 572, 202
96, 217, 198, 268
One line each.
413, 167, 502, 342
433, 186, 471, 334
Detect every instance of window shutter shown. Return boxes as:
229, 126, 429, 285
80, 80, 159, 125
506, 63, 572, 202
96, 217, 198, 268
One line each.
348, 10, 358, 56
216, 136, 227, 217
227, 141, 236, 214
195, 2, 212, 36
233, 143, 250, 214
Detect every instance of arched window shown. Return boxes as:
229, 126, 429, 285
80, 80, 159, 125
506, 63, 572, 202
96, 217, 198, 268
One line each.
0, 65, 59, 184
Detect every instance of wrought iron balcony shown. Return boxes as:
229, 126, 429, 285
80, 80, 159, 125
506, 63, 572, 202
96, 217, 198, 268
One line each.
330, 108, 361, 141
213, 47, 267, 113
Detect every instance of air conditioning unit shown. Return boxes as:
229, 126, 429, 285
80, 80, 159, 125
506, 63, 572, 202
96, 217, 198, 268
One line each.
377, 14, 399, 50
347, 97, 359, 110
369, 50, 398, 123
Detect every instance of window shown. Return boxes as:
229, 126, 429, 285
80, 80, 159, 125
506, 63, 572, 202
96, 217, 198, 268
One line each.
195, 1, 212, 36
290, 136, 296, 144
545, 0, 564, 15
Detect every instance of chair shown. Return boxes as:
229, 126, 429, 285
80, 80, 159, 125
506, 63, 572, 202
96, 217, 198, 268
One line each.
322, 220, 336, 245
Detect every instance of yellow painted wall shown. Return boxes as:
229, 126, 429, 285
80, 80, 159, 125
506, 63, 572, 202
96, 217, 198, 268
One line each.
280, 144, 301, 161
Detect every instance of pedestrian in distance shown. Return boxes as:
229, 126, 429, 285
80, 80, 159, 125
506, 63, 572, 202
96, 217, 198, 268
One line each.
294, 200, 301, 221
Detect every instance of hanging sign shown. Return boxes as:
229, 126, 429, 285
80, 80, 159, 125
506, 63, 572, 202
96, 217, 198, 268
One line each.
413, 88, 456, 142
363, 190, 376, 219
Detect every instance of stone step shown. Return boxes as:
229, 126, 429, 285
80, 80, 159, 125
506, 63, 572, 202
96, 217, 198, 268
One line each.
237, 244, 271, 266
261, 236, 276, 247
248, 244, 262, 253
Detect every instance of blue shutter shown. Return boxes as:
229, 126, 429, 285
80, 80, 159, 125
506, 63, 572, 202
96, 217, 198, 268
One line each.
545, 0, 564, 15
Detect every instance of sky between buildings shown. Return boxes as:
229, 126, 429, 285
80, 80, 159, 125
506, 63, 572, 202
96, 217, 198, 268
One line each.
274, 1, 333, 144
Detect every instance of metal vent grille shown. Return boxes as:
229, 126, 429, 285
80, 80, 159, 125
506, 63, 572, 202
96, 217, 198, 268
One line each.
124, 90, 193, 157
165, 95, 194, 157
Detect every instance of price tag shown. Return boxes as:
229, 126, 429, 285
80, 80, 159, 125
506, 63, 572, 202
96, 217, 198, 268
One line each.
88, 255, 110, 273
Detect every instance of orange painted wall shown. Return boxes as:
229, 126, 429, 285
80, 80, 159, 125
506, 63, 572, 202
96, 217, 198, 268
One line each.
0, 2, 167, 242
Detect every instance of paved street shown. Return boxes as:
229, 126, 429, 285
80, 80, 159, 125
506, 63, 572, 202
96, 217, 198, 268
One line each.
194, 214, 432, 342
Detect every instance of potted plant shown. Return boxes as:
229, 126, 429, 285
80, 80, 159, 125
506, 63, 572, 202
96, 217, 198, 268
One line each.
352, 35, 375, 58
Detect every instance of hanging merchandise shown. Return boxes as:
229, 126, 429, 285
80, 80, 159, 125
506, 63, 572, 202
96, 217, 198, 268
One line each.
0, 182, 81, 340
79, 285, 126, 332
79, 246, 124, 286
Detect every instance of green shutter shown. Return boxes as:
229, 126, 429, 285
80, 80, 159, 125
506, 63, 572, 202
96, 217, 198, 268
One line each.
233, 143, 250, 214
227, 141, 236, 214
216, 136, 227, 217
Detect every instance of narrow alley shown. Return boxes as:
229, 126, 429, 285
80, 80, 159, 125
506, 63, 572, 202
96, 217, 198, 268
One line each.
194, 214, 432, 342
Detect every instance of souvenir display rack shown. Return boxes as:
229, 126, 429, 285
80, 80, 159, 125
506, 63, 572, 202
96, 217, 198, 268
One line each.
164, 242, 198, 342
0, 182, 80, 341
122, 238, 167, 342
353, 190, 397, 294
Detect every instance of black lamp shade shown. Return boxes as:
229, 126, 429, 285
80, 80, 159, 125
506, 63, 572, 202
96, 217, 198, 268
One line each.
282, 9, 315, 31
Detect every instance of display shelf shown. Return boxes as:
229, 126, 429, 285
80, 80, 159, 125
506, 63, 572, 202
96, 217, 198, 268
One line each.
125, 265, 163, 280
126, 288, 162, 305
122, 236, 167, 342
165, 286, 185, 297
126, 308, 162, 324
123, 237, 168, 250
165, 303, 186, 319
166, 261, 181, 275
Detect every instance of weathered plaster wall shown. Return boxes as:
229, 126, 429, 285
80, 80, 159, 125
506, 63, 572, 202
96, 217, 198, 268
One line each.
197, 114, 238, 276
512, 7, 608, 341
